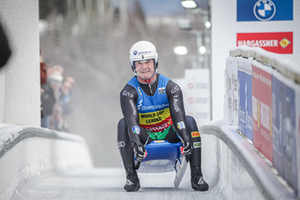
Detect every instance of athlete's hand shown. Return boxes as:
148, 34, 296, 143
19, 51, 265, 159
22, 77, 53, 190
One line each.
133, 143, 147, 161
181, 140, 193, 162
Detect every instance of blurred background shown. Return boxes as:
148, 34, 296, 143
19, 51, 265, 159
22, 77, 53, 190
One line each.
39, 0, 211, 167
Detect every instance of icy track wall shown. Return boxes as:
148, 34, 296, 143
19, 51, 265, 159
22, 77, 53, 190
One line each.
224, 46, 300, 197
0, 125, 93, 200
200, 121, 294, 200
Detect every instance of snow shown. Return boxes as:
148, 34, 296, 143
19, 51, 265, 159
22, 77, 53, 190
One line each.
230, 46, 300, 83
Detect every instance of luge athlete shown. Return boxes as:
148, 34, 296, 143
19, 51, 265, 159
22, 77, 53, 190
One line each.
117, 41, 209, 192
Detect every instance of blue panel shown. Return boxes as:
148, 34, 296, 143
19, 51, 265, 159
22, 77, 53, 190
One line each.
237, 0, 293, 21
238, 71, 246, 135
144, 141, 182, 161
272, 76, 284, 176
136, 141, 183, 173
245, 71, 253, 140
272, 75, 298, 192
238, 70, 253, 141
282, 83, 298, 192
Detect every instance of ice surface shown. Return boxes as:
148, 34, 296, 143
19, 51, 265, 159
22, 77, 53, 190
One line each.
0, 123, 296, 200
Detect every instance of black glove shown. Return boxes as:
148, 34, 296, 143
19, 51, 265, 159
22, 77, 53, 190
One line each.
133, 143, 147, 161
181, 140, 193, 162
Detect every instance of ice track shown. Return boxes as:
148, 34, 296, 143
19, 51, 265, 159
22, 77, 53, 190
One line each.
0, 122, 296, 200
11, 168, 211, 200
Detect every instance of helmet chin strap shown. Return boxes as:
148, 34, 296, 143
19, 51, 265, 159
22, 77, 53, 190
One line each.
135, 70, 156, 84
135, 70, 157, 94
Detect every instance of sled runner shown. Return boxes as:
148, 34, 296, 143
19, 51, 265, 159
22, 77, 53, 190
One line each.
135, 140, 188, 187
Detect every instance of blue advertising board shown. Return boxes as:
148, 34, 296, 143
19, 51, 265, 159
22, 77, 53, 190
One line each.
237, 0, 293, 21
282, 82, 297, 192
238, 70, 246, 134
272, 76, 284, 176
238, 70, 253, 141
272, 76, 298, 191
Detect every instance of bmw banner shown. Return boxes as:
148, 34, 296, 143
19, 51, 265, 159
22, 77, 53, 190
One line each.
237, 0, 293, 21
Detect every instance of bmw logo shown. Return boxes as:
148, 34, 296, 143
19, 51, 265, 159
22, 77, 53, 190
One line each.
133, 51, 137, 55
253, 0, 276, 21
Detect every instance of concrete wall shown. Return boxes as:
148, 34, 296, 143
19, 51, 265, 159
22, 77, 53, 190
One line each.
0, 0, 40, 126
211, 0, 300, 120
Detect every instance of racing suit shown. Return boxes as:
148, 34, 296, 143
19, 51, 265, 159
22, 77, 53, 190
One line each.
118, 73, 202, 169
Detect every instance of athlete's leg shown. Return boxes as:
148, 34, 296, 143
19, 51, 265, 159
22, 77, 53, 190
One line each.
117, 118, 134, 169
185, 115, 202, 167
117, 118, 149, 192
185, 115, 209, 191
164, 127, 181, 143
117, 118, 150, 168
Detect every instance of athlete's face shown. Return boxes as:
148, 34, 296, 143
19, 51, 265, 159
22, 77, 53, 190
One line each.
135, 59, 155, 80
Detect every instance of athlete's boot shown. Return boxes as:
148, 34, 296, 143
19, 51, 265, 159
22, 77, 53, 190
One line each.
124, 167, 140, 192
190, 166, 209, 191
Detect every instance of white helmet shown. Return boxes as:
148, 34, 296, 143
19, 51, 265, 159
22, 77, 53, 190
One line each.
129, 41, 159, 73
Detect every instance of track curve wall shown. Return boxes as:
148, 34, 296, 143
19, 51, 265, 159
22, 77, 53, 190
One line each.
201, 120, 295, 200
0, 125, 93, 200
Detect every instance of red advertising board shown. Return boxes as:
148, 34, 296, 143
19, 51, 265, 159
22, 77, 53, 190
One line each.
252, 65, 273, 162
237, 32, 293, 54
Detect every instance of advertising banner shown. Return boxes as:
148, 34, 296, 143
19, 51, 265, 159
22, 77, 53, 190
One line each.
237, 0, 293, 21
282, 81, 297, 192
173, 69, 211, 127
296, 88, 300, 197
238, 68, 253, 141
226, 59, 232, 123
239, 70, 246, 134
272, 75, 284, 176
226, 57, 238, 126
252, 64, 273, 162
184, 69, 210, 127
237, 32, 293, 54
232, 60, 238, 126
